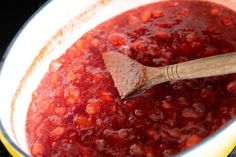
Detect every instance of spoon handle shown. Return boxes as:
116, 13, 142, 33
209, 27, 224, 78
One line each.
165, 52, 236, 81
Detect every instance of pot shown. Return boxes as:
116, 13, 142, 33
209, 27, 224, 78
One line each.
0, 0, 235, 156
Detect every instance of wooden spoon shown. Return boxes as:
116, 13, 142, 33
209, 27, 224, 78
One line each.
102, 52, 236, 99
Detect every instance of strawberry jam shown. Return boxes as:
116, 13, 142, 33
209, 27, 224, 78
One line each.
26, 1, 236, 157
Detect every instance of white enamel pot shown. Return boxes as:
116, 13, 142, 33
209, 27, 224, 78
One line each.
0, 0, 235, 156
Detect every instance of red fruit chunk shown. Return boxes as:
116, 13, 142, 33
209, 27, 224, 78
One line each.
192, 103, 206, 117
221, 17, 233, 26
91, 38, 100, 47
129, 144, 144, 156
179, 8, 189, 16
86, 98, 100, 114
100, 91, 113, 102
210, 8, 220, 16
55, 107, 66, 115
134, 109, 144, 116
72, 65, 85, 73
75, 40, 88, 50
203, 47, 217, 57
103, 128, 132, 140
144, 147, 155, 157
131, 40, 148, 54
75, 116, 92, 128
201, 88, 216, 104
186, 135, 202, 148
50, 127, 65, 139
49, 73, 61, 87
186, 32, 197, 42
95, 139, 106, 151
148, 112, 164, 121
178, 97, 189, 106
152, 10, 164, 18
128, 14, 141, 26
156, 22, 172, 28
94, 73, 103, 82
49, 60, 62, 72
108, 33, 126, 46
170, 2, 179, 7
155, 31, 171, 40
31, 143, 44, 156
146, 128, 160, 141
230, 108, 236, 117
141, 9, 152, 22
129, 27, 146, 37
181, 108, 198, 118
79, 146, 93, 157
220, 106, 228, 114
64, 88, 80, 105
191, 41, 201, 48
164, 128, 181, 138
162, 101, 172, 109
163, 149, 174, 157
66, 71, 77, 82
227, 81, 236, 94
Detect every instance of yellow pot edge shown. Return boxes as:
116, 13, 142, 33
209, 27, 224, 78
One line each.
0, 130, 235, 157
221, 142, 236, 157
207, 122, 236, 157
0, 123, 235, 157
0, 131, 21, 157
210, 130, 236, 157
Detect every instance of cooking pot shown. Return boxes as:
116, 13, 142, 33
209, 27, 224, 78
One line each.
0, 0, 235, 156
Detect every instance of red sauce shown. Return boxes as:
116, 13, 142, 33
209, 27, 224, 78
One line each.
26, 1, 236, 157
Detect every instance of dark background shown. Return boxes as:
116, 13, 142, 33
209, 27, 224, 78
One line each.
0, 0, 47, 56
0, 0, 235, 157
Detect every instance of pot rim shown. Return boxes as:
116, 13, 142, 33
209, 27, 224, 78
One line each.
0, 1, 51, 156
0, 0, 235, 156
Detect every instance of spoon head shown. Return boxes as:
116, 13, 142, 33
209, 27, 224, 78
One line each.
102, 52, 147, 99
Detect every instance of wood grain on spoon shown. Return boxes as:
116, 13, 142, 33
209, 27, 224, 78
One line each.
102, 52, 236, 99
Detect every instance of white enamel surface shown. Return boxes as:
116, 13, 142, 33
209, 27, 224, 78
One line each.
0, 0, 235, 156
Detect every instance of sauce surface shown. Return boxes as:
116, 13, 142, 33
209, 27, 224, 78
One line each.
26, 1, 236, 157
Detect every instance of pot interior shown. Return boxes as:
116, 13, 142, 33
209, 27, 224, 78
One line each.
0, 0, 235, 156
